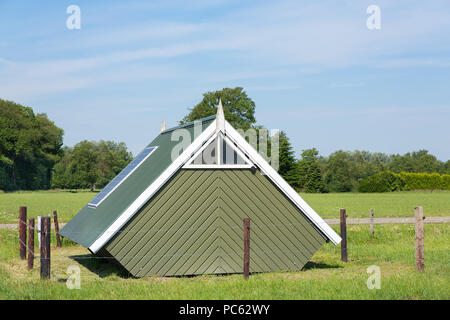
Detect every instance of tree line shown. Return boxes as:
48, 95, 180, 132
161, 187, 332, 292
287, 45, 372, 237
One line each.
180, 87, 450, 193
0, 98, 132, 191
1, 91, 449, 193
0, 99, 63, 190
294, 148, 450, 193
51, 140, 133, 191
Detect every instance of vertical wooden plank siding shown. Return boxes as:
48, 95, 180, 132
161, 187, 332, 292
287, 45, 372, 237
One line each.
104, 169, 326, 277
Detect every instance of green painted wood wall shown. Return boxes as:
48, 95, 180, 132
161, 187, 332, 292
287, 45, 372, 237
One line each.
103, 169, 326, 277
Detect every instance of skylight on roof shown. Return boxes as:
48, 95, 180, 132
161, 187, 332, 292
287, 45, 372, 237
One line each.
88, 146, 157, 208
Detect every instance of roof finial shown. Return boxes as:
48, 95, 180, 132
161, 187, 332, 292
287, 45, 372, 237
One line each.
161, 119, 166, 132
216, 99, 225, 133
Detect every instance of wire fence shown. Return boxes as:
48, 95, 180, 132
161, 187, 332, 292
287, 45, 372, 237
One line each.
4, 222, 448, 256
2, 205, 448, 283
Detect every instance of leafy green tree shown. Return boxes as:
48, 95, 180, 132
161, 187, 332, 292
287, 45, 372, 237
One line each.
298, 148, 326, 193
51, 141, 132, 190
69, 141, 99, 191
95, 141, 133, 187
51, 147, 74, 189
324, 151, 354, 192
0, 99, 63, 190
180, 87, 256, 130
388, 150, 445, 173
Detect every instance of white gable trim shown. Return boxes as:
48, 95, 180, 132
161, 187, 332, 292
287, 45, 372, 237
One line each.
89, 118, 340, 252
182, 132, 217, 166
222, 134, 254, 165
182, 132, 254, 168
89, 121, 217, 253
184, 164, 253, 169
224, 122, 342, 245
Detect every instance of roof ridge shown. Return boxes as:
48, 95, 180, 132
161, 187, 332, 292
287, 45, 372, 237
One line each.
161, 115, 216, 134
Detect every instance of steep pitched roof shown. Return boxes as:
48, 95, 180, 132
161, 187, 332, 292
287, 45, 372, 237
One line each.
59, 116, 216, 249
61, 112, 341, 253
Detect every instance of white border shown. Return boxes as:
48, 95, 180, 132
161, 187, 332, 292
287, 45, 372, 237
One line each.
88, 146, 158, 208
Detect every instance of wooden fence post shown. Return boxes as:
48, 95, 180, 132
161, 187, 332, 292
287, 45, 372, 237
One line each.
40, 217, 51, 280
28, 218, 35, 270
415, 206, 424, 272
37, 216, 41, 248
19, 206, 27, 260
243, 218, 250, 279
370, 209, 374, 236
340, 209, 348, 262
53, 210, 62, 248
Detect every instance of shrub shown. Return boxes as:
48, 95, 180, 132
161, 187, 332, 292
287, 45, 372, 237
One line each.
442, 175, 450, 190
358, 171, 404, 192
360, 171, 450, 192
399, 172, 448, 191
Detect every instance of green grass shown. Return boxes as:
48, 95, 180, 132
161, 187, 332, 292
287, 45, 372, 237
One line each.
0, 190, 449, 224
0, 190, 96, 224
0, 224, 448, 299
301, 191, 450, 218
0, 190, 448, 299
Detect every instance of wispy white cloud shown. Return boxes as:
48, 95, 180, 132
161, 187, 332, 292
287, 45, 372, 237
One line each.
1, 0, 450, 101
38, 22, 208, 52
0, 62, 182, 100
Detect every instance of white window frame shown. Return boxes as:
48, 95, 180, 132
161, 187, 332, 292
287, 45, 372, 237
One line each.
182, 132, 254, 169
183, 164, 254, 169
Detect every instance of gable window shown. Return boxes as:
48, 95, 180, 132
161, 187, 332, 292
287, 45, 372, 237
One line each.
184, 133, 253, 169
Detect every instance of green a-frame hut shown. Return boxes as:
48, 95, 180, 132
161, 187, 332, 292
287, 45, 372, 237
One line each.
60, 102, 341, 277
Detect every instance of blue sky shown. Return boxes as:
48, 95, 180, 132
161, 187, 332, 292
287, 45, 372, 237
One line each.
1, 0, 449, 160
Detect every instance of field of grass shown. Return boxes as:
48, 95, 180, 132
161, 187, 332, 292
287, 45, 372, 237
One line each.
0, 224, 448, 299
0, 189, 448, 299
302, 191, 450, 219
0, 190, 95, 224
1, 190, 449, 224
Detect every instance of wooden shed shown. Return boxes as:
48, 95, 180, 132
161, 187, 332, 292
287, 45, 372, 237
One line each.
60, 102, 341, 277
